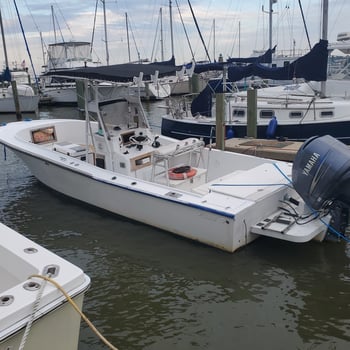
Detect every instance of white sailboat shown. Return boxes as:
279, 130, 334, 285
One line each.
0, 9, 39, 114
161, 0, 350, 144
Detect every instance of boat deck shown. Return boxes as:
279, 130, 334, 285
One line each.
215, 137, 302, 162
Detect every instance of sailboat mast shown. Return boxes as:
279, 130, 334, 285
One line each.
238, 21, 241, 58
321, 0, 328, 40
125, 13, 131, 62
320, 0, 328, 97
263, 1, 276, 65
102, 0, 109, 65
188, 0, 211, 62
51, 5, 57, 43
160, 8, 164, 61
213, 19, 215, 61
269, 0, 277, 66
169, 0, 174, 58
0, 10, 9, 68
269, 0, 273, 55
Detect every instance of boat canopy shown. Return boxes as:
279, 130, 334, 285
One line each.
47, 41, 92, 62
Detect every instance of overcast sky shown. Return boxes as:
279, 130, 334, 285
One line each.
0, 0, 348, 75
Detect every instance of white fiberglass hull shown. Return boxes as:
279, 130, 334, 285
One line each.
13, 150, 245, 251
0, 294, 85, 350
0, 95, 39, 113
40, 85, 77, 105
0, 222, 90, 350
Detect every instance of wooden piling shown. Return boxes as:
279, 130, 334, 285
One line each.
247, 88, 257, 138
76, 80, 86, 120
11, 80, 22, 121
215, 92, 225, 150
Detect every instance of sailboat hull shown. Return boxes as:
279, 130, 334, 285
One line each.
161, 115, 350, 145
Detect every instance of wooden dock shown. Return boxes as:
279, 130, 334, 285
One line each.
211, 138, 303, 162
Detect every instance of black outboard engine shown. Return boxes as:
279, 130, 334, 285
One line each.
292, 135, 350, 236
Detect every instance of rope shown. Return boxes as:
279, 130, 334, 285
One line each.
19, 274, 50, 350
297, 0, 312, 50
29, 274, 119, 350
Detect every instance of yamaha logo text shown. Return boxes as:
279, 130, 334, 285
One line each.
302, 152, 320, 176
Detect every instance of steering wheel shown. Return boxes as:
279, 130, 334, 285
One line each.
130, 134, 151, 145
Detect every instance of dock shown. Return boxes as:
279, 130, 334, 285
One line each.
211, 138, 303, 162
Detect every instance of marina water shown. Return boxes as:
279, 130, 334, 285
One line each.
0, 102, 350, 349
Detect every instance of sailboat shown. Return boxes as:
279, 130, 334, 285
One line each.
0, 9, 39, 115
161, 0, 350, 144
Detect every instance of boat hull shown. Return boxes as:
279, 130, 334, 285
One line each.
40, 85, 77, 105
0, 95, 39, 114
12, 149, 254, 253
0, 222, 90, 350
161, 116, 350, 145
0, 294, 85, 350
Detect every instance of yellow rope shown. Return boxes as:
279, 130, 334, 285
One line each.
29, 274, 119, 350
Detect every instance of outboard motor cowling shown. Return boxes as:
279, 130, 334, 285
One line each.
292, 135, 350, 210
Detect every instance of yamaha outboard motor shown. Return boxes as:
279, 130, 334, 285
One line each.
292, 135, 350, 236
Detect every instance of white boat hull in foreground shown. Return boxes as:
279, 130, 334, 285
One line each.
0, 222, 90, 350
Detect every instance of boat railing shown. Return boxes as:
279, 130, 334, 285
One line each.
151, 138, 205, 185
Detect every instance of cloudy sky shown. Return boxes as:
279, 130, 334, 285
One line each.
0, 0, 348, 75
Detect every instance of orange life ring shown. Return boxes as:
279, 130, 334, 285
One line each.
168, 166, 197, 180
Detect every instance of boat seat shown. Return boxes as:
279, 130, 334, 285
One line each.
53, 142, 87, 157
151, 138, 204, 184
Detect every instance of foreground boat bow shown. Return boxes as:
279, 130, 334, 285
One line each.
0, 222, 90, 350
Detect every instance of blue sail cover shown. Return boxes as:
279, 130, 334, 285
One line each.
190, 79, 228, 117
226, 46, 276, 64
0, 67, 11, 82
190, 40, 328, 117
193, 46, 275, 74
42, 57, 180, 82
228, 39, 328, 82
